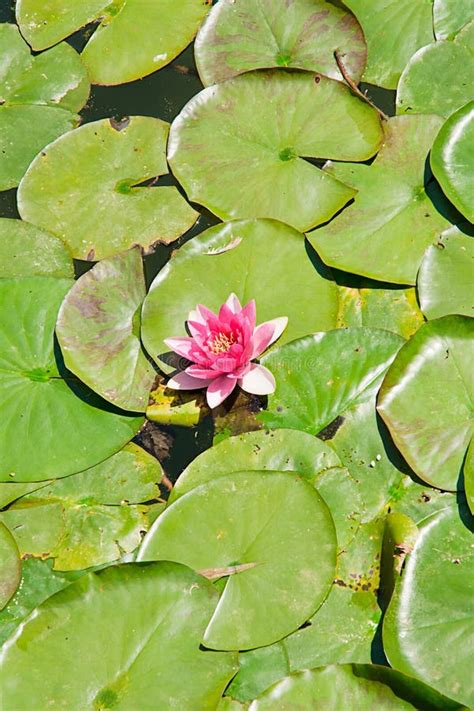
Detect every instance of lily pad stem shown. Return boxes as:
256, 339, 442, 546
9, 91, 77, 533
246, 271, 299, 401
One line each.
334, 50, 389, 121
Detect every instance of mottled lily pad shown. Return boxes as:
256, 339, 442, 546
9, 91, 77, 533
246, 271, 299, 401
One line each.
141, 220, 339, 374
168, 71, 383, 232
0, 523, 21, 611
0, 23, 88, 190
434, 0, 473, 39
418, 228, 474, 319
0, 277, 143, 482
18, 117, 198, 260
0, 218, 73, 279
139, 472, 337, 650
16, 0, 210, 85
195, 0, 366, 86
378, 315, 473, 491
310, 115, 454, 285
56, 248, 156, 412
0, 562, 237, 708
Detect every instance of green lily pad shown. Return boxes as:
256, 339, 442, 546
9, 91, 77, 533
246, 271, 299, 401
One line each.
418, 228, 474, 319
310, 115, 455, 285
56, 248, 156, 412
342, 0, 434, 89
260, 327, 403, 435
378, 315, 473, 491
249, 664, 467, 709
168, 71, 383, 232
16, 0, 210, 84
0, 277, 143, 482
0, 481, 50, 509
396, 40, 474, 119
141, 219, 339, 374
194, 0, 367, 86
434, 0, 473, 39
18, 116, 198, 261
430, 101, 474, 223
455, 19, 474, 50
139, 472, 337, 650
465, 440, 474, 514
226, 643, 289, 703
388, 476, 458, 525
0, 218, 73, 279
383, 507, 474, 708
0, 562, 238, 708
0, 23, 88, 190
0, 523, 21, 611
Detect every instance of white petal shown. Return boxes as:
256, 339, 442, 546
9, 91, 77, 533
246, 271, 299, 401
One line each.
167, 372, 212, 391
238, 363, 276, 395
225, 292, 242, 313
206, 375, 237, 408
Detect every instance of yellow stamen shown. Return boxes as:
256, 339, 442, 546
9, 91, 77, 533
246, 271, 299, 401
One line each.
209, 331, 236, 354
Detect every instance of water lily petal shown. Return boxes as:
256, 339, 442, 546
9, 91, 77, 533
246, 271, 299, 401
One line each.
186, 365, 221, 380
251, 317, 288, 358
238, 363, 276, 395
214, 356, 238, 373
241, 299, 256, 330
206, 375, 237, 408
225, 292, 242, 313
166, 371, 213, 391
164, 337, 196, 360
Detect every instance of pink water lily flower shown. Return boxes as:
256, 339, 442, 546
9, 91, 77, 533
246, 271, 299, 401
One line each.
165, 294, 287, 409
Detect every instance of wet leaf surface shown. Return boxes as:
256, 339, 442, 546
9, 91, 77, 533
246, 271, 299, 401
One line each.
0, 218, 73, 279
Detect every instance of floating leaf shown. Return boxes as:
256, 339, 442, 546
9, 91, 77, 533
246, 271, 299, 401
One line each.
342, 0, 434, 89
465, 440, 474, 514
139, 472, 337, 650
260, 327, 403, 435
0, 481, 50, 509
396, 40, 474, 119
141, 220, 338, 374
56, 248, 156, 412
430, 101, 474, 223
0, 277, 143, 482
0, 562, 238, 708
194, 0, 366, 86
378, 316, 473, 491
0, 218, 73, 279
168, 71, 383, 232
0, 24, 88, 190
18, 117, 198, 261
310, 115, 455, 285
434, 0, 473, 40
418, 228, 474, 320
226, 643, 289, 703
146, 384, 205, 427
0, 523, 21, 611
383, 507, 474, 708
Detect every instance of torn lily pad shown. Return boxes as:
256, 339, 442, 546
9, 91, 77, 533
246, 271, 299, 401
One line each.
18, 116, 198, 260
0, 218, 73, 279
0, 23, 89, 190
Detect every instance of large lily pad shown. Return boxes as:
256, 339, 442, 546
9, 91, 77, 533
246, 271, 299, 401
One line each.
342, 0, 434, 89
430, 101, 474, 223
378, 315, 473, 491
396, 40, 474, 119
418, 228, 474, 319
310, 115, 455, 285
0, 523, 21, 611
434, 0, 473, 39
168, 71, 383, 232
0, 277, 143, 482
383, 507, 474, 708
0, 218, 73, 279
194, 0, 366, 86
0, 23, 88, 190
0, 562, 238, 708
227, 644, 289, 703
56, 248, 156, 412
141, 219, 339, 374
139, 472, 337, 650
260, 327, 403, 435
465, 440, 474, 514
18, 116, 198, 261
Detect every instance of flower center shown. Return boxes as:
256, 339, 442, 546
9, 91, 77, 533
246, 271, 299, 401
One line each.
209, 331, 236, 354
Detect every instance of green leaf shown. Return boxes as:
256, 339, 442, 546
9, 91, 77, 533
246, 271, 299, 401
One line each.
168, 71, 383, 232
260, 327, 403, 435
18, 117, 198, 261
0, 277, 143, 482
0, 523, 21, 611
418, 228, 474, 320
0, 562, 238, 708
430, 101, 474, 222
342, 0, 434, 89
141, 219, 339, 374
195, 0, 367, 86
0, 218, 73, 279
383, 507, 474, 708
434, 0, 473, 40
138, 472, 337, 650
0, 481, 50, 509
56, 248, 156, 412
378, 315, 473, 491
310, 115, 455, 285
396, 41, 474, 119
465, 440, 474, 514
226, 643, 289, 703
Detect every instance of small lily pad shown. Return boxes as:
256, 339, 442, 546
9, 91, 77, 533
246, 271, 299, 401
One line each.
434, 0, 473, 39
0, 523, 21, 611
195, 0, 366, 86
0, 218, 73, 279
168, 71, 383, 232
18, 117, 198, 261
56, 248, 156, 412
